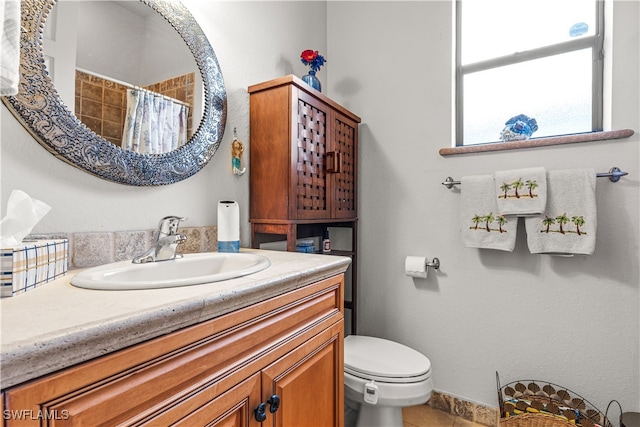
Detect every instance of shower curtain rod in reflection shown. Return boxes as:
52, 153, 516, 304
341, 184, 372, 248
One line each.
76, 68, 190, 107
441, 167, 628, 189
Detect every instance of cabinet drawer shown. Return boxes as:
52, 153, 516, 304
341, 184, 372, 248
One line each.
4, 275, 343, 427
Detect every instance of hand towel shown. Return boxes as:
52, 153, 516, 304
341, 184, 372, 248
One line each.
525, 169, 596, 256
461, 175, 518, 252
1, 0, 20, 96
495, 167, 547, 216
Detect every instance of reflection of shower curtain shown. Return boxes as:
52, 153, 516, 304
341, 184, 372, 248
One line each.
122, 89, 188, 154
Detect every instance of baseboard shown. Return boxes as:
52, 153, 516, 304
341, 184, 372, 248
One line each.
428, 390, 499, 426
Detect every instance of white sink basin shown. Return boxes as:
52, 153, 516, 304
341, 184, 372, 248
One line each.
71, 252, 271, 290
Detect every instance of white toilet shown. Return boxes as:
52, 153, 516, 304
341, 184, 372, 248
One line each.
344, 335, 433, 427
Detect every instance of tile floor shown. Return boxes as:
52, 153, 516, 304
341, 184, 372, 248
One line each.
403, 405, 488, 427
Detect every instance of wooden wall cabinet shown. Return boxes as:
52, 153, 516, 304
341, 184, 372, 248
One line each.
2, 275, 344, 427
248, 75, 360, 226
248, 75, 360, 334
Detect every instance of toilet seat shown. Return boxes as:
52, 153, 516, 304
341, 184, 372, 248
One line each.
344, 335, 431, 384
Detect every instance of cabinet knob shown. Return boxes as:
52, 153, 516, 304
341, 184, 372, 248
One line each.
254, 395, 280, 421
268, 394, 281, 413
254, 403, 267, 422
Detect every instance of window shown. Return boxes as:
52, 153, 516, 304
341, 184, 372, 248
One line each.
456, 0, 604, 146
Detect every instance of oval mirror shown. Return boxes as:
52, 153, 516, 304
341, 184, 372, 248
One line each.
2, 0, 226, 186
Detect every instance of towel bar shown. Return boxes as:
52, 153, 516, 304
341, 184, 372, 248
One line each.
442, 167, 628, 189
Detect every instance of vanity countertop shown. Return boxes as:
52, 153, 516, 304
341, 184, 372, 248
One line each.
0, 249, 350, 390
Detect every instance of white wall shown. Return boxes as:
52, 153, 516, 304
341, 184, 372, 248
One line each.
327, 0, 639, 414
1, 0, 637, 416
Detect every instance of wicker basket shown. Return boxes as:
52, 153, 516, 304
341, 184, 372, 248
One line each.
500, 412, 579, 427
496, 373, 613, 427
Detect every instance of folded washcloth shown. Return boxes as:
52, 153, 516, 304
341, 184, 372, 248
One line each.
1, 0, 20, 96
525, 169, 596, 256
461, 175, 518, 252
495, 167, 547, 216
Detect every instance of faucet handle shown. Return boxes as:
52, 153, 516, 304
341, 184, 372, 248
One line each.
158, 216, 187, 235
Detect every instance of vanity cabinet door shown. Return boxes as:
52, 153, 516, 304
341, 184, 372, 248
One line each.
261, 320, 344, 427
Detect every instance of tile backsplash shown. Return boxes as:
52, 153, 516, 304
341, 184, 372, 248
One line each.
28, 226, 218, 270
428, 390, 498, 426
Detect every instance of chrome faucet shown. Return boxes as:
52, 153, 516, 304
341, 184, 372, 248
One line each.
132, 216, 188, 263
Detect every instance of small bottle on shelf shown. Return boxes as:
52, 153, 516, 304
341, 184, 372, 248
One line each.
322, 229, 331, 254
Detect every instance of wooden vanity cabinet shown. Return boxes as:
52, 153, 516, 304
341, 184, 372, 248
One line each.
2, 275, 345, 427
248, 75, 360, 334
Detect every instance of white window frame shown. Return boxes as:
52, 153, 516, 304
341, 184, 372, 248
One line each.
455, 0, 605, 147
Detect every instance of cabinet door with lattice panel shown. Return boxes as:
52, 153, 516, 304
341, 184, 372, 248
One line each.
294, 91, 332, 220
330, 110, 358, 219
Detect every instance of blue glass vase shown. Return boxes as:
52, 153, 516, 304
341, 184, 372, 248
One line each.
302, 70, 321, 92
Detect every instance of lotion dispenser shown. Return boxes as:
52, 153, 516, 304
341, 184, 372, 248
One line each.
218, 200, 240, 252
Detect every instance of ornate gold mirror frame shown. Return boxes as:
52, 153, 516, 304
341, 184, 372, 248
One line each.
2, 0, 226, 186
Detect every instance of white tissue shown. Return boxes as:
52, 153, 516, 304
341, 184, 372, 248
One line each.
405, 256, 428, 279
0, 190, 51, 247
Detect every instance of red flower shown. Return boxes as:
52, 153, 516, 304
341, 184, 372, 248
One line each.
300, 49, 326, 73
301, 50, 318, 62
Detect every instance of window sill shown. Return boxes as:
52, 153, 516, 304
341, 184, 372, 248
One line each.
439, 129, 635, 156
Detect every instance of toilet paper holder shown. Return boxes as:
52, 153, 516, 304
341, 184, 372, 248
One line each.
426, 258, 440, 270
405, 256, 441, 278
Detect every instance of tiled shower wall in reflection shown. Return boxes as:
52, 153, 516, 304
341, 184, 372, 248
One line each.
74, 71, 195, 148
75, 70, 128, 147
28, 225, 218, 269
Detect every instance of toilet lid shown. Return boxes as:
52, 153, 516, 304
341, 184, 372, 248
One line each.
344, 335, 431, 383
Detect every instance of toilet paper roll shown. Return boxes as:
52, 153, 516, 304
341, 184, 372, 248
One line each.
218, 200, 239, 253
405, 256, 428, 279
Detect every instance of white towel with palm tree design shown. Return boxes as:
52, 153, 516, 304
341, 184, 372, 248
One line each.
495, 167, 547, 216
461, 175, 517, 251
525, 169, 596, 256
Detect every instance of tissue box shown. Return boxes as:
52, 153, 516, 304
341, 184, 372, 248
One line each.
1, 239, 68, 297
